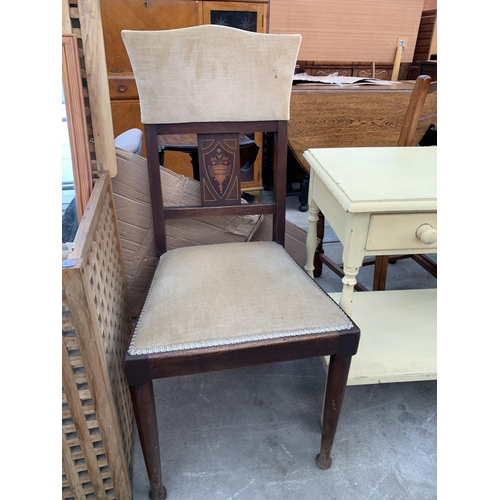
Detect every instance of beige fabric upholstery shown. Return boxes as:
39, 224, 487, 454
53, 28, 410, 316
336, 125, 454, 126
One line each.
129, 241, 352, 354
121, 26, 302, 124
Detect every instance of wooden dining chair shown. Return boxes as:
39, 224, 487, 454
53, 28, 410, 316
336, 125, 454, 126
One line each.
121, 25, 360, 500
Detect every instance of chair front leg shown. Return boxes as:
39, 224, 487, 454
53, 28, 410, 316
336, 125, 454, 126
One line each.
316, 354, 352, 470
130, 381, 167, 500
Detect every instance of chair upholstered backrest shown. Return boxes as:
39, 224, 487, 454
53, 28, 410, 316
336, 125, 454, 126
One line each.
121, 25, 302, 256
122, 26, 301, 125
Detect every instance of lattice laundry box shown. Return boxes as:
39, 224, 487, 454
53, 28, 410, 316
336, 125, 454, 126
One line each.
62, 172, 134, 499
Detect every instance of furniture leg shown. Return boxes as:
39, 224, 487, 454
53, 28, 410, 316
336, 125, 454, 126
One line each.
130, 382, 167, 500
299, 174, 309, 212
317, 354, 352, 470
411, 254, 437, 277
339, 263, 360, 316
373, 255, 390, 291
313, 212, 325, 278
317, 253, 369, 291
305, 199, 320, 277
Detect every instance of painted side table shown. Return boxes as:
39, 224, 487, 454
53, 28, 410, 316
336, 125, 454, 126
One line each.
304, 147, 437, 384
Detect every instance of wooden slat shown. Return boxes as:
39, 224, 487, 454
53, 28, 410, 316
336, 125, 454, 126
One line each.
78, 0, 118, 176
163, 203, 276, 220
418, 26, 435, 35
70, 174, 108, 259
62, 0, 72, 34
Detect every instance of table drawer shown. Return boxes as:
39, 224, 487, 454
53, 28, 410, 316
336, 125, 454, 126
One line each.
365, 213, 437, 252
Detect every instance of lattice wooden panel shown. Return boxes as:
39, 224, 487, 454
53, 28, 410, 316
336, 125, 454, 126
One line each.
62, 172, 133, 499
62, 290, 111, 499
82, 183, 134, 465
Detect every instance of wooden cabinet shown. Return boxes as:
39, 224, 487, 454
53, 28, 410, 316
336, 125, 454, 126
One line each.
101, 0, 269, 195
203, 1, 268, 32
101, 0, 202, 75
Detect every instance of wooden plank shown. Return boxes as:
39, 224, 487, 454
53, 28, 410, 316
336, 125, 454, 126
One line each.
70, 173, 109, 259
62, 0, 72, 34
78, 0, 118, 176
62, 35, 94, 223
163, 203, 276, 220
324, 289, 437, 385
269, 0, 423, 63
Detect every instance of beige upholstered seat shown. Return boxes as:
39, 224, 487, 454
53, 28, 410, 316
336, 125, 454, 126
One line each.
130, 241, 352, 355
121, 25, 360, 500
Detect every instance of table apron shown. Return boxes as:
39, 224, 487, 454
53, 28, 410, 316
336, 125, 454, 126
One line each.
311, 175, 437, 258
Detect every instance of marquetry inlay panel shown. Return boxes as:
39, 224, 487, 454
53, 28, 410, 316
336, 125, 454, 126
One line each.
198, 133, 242, 206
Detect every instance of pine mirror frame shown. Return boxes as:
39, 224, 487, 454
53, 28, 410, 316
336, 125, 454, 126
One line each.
62, 34, 93, 222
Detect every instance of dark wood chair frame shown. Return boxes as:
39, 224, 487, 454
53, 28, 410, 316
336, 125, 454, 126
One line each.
124, 119, 361, 500
313, 75, 437, 291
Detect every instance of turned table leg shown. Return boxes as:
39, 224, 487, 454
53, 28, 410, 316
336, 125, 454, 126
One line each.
338, 264, 360, 317
305, 198, 319, 278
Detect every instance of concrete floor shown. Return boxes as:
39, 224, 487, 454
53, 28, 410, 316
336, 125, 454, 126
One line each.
130, 191, 437, 500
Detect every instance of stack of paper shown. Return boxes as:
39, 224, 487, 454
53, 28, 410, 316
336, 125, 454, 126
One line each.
292, 73, 400, 86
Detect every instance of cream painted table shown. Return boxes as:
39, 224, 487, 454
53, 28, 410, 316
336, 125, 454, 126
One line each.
304, 147, 437, 385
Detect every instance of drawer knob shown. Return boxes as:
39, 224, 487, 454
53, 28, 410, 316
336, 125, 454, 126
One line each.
416, 223, 437, 244
118, 85, 126, 92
